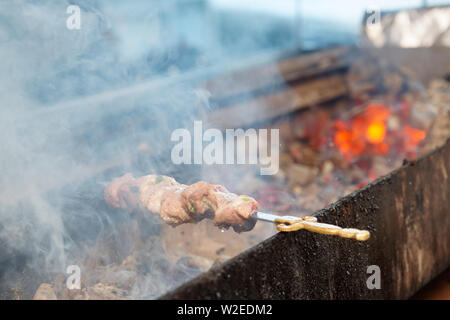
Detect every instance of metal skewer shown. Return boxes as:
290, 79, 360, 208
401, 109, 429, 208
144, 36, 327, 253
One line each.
250, 211, 370, 241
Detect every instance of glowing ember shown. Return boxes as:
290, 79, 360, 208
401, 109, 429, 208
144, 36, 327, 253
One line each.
333, 121, 365, 158
332, 104, 391, 160
403, 125, 426, 150
366, 121, 386, 144
332, 103, 425, 161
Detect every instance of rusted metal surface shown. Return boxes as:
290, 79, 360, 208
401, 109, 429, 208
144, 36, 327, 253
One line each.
161, 140, 450, 299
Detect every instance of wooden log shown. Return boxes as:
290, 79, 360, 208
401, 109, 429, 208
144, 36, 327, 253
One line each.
203, 46, 351, 101
161, 139, 450, 299
206, 73, 348, 129
202, 47, 354, 130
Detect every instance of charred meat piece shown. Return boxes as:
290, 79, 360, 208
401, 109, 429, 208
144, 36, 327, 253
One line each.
104, 174, 258, 232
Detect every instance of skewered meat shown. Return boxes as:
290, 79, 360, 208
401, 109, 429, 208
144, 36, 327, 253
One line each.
104, 174, 257, 232
104, 173, 142, 211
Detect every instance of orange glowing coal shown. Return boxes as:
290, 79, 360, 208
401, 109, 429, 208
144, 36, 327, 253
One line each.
333, 104, 391, 160
332, 103, 426, 161
366, 121, 386, 144
402, 125, 426, 153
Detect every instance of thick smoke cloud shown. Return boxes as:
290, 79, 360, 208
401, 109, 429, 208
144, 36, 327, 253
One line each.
0, 0, 305, 298
0, 0, 217, 298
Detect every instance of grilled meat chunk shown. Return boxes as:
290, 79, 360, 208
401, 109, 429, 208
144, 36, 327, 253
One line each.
104, 174, 257, 232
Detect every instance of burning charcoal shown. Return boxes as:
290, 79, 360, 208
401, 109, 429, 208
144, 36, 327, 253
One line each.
291, 110, 330, 150
286, 164, 319, 188
255, 186, 293, 213
33, 283, 57, 300
289, 142, 320, 166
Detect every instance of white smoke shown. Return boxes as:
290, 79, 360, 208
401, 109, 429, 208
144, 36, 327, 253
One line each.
0, 0, 332, 299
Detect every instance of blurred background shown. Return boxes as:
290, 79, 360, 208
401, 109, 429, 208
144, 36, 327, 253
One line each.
11, 0, 450, 105
0, 0, 449, 300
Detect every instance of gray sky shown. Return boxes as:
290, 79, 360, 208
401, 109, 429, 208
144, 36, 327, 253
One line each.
211, 0, 450, 28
